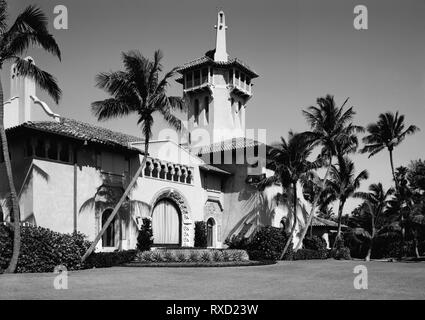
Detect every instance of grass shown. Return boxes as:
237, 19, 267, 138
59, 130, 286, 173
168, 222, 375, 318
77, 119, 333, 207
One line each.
0, 260, 424, 299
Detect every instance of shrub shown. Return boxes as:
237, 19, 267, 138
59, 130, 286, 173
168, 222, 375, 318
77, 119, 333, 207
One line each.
212, 250, 223, 262
163, 251, 176, 262
137, 218, 153, 252
246, 226, 291, 261
84, 250, 137, 268
222, 250, 231, 262
0, 224, 91, 273
151, 250, 164, 262
300, 235, 328, 259
137, 251, 153, 262
293, 249, 326, 260
188, 251, 200, 262
194, 221, 208, 248
329, 247, 351, 260
200, 251, 212, 262
225, 234, 249, 249
176, 251, 187, 262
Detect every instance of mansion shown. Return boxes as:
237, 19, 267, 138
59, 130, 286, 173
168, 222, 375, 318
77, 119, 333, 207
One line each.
0, 11, 333, 251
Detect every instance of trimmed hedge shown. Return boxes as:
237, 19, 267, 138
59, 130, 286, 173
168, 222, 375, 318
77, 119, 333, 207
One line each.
84, 250, 137, 268
135, 249, 249, 263
0, 224, 91, 273
137, 218, 153, 252
194, 221, 207, 248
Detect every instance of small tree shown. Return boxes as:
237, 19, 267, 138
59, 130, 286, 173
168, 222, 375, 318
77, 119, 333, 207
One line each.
194, 221, 207, 248
137, 218, 153, 252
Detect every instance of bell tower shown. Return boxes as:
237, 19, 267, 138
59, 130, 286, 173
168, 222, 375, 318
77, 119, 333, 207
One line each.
177, 11, 258, 146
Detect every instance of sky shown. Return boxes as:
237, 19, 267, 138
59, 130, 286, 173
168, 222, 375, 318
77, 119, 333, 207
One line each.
7, 0, 425, 214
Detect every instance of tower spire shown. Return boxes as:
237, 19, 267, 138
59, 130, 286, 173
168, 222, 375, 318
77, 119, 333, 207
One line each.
214, 10, 228, 62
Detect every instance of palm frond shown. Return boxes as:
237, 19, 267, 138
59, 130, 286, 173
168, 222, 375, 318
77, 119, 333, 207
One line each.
14, 57, 61, 103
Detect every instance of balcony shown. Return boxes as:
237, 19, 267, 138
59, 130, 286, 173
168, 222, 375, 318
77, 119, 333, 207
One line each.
229, 79, 252, 98
143, 156, 194, 185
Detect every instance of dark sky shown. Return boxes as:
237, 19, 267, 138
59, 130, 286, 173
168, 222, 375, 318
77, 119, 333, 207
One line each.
7, 0, 425, 213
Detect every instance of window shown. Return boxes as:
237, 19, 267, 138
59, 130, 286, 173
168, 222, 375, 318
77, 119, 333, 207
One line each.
194, 99, 200, 126
35, 139, 45, 158
59, 143, 70, 162
186, 72, 192, 88
194, 69, 201, 86
207, 218, 215, 247
25, 139, 33, 157
204, 96, 209, 124
152, 199, 181, 245
47, 140, 58, 160
102, 209, 116, 247
202, 68, 208, 84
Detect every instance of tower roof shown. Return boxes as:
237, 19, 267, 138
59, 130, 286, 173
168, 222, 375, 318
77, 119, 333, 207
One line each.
176, 11, 258, 81
176, 53, 258, 82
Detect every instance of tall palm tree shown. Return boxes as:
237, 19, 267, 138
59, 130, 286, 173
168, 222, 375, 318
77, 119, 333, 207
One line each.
326, 156, 369, 247
0, 2, 61, 273
266, 131, 321, 258
296, 95, 363, 250
82, 50, 186, 261
361, 112, 419, 192
352, 183, 394, 261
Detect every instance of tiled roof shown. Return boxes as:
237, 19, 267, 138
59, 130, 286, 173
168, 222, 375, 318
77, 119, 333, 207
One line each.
199, 163, 232, 175
7, 118, 143, 152
197, 137, 267, 155
177, 55, 259, 78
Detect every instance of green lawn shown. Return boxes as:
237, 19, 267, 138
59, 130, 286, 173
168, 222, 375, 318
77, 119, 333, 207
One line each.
0, 260, 424, 299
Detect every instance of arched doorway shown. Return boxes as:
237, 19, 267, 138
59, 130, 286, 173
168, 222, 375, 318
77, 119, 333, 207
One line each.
207, 218, 215, 247
152, 199, 181, 246
102, 209, 116, 247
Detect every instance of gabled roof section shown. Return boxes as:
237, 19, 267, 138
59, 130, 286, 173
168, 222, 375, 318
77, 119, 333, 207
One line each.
6, 118, 143, 152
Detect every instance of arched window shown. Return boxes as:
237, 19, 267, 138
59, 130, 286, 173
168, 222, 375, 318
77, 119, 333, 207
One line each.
194, 99, 200, 126
207, 218, 215, 247
152, 199, 181, 245
102, 209, 116, 247
204, 96, 209, 124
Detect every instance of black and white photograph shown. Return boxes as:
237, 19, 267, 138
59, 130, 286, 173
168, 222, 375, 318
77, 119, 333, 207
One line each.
0, 0, 425, 309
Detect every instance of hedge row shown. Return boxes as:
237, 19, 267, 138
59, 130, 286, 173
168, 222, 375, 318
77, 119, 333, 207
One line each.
135, 249, 249, 263
0, 224, 137, 273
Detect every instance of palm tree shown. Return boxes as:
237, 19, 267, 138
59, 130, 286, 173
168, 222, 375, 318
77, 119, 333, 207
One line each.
295, 95, 363, 250
81, 50, 186, 261
266, 131, 321, 258
326, 156, 369, 247
352, 183, 394, 261
361, 112, 419, 192
0, 2, 61, 273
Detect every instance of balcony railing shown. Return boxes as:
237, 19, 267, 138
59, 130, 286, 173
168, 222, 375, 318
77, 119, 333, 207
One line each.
143, 156, 194, 185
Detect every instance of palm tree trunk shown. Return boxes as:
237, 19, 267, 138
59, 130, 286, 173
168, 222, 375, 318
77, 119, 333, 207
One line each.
81, 139, 150, 262
389, 149, 398, 192
333, 198, 346, 248
365, 241, 372, 261
280, 182, 297, 260
389, 148, 406, 258
1, 79, 21, 273
365, 211, 375, 261
295, 156, 332, 251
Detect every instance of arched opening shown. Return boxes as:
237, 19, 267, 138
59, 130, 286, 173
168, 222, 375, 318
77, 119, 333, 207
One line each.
102, 209, 116, 247
204, 96, 209, 124
207, 218, 215, 247
152, 199, 181, 246
194, 99, 200, 126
